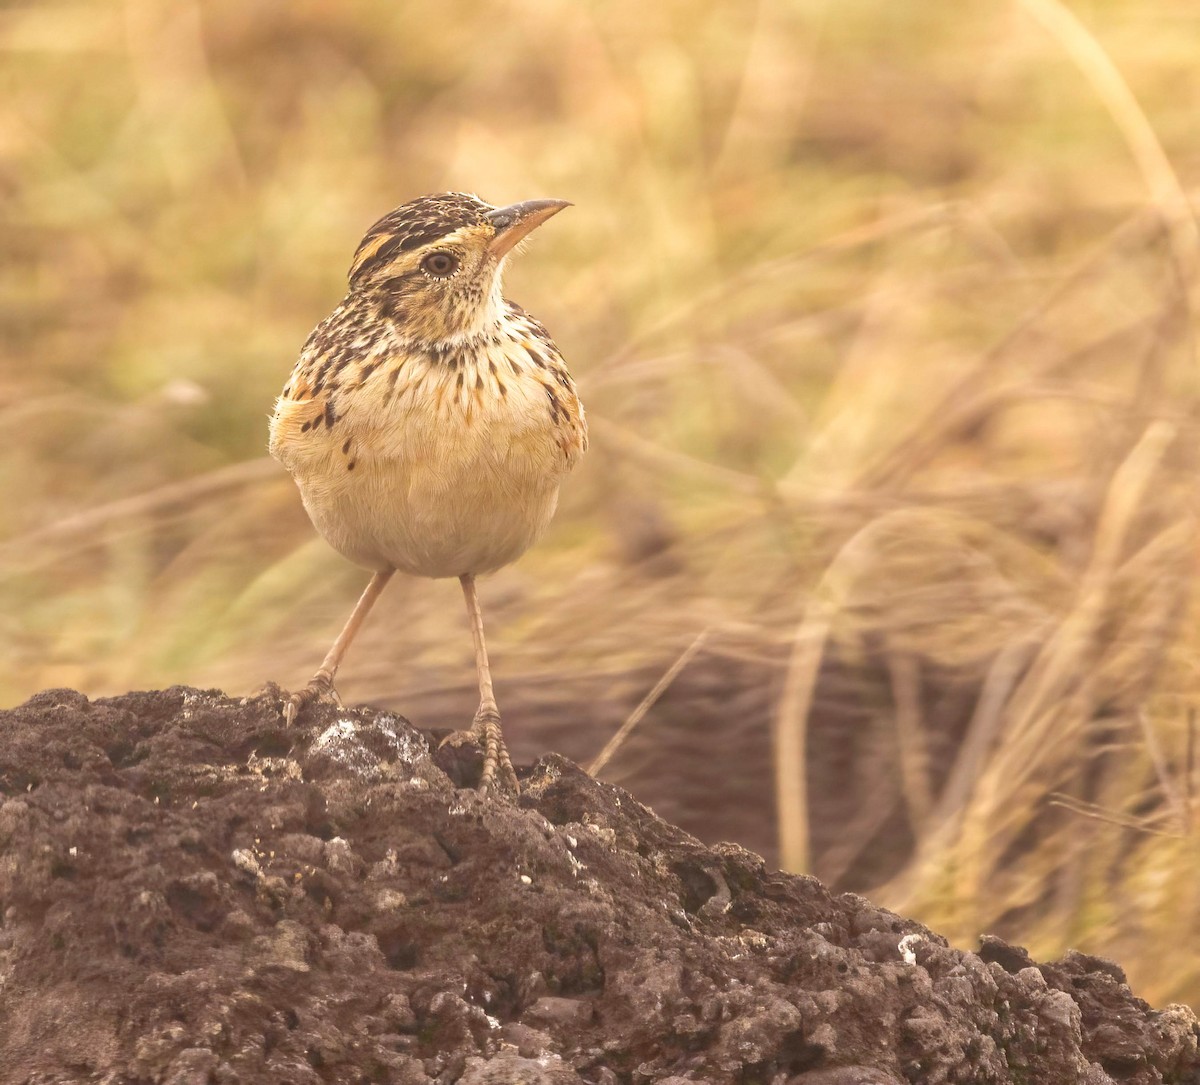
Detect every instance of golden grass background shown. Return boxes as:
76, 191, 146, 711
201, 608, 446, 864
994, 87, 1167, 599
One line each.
5, 0, 1200, 1006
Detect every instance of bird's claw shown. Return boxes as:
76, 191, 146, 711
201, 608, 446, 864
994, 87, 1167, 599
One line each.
280, 676, 342, 727
439, 707, 519, 795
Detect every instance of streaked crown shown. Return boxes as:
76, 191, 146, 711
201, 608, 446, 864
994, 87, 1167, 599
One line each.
349, 193, 494, 285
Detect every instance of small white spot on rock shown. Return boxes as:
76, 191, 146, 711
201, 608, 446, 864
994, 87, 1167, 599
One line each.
323, 719, 357, 742
231, 848, 261, 878
519, 874, 532, 885
899, 933, 923, 965
374, 889, 408, 912
311, 713, 428, 780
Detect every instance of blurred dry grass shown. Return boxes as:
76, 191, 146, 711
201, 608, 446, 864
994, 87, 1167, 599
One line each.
4, 0, 1200, 1006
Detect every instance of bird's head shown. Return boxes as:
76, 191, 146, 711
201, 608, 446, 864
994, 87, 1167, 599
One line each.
346, 192, 570, 343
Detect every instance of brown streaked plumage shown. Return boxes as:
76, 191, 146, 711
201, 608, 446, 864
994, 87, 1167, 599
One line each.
269, 192, 586, 794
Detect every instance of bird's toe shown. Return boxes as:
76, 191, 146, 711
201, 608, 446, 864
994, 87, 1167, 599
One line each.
279, 677, 342, 727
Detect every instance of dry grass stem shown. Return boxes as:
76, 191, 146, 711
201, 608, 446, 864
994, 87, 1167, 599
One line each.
589, 628, 710, 777
1019, 0, 1199, 282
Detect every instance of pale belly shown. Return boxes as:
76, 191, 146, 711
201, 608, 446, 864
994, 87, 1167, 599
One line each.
296, 456, 562, 578
272, 356, 577, 579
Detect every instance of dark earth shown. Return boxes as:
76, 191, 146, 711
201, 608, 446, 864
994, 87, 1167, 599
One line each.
1, 687, 1197, 1084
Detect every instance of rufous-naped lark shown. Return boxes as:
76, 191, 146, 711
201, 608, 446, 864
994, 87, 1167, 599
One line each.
269, 193, 586, 794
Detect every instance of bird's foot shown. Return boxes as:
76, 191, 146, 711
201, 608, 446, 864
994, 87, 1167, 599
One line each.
439, 706, 519, 796
280, 671, 342, 727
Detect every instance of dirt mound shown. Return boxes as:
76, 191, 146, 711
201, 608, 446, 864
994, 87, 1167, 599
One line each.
0, 687, 1196, 1084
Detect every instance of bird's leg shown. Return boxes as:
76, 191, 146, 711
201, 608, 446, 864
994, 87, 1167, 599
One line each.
440, 573, 519, 795
282, 569, 394, 725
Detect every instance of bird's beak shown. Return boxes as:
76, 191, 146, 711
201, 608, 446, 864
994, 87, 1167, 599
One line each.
486, 199, 571, 258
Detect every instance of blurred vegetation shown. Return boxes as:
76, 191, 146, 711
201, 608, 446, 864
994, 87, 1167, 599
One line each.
5, 0, 1200, 1007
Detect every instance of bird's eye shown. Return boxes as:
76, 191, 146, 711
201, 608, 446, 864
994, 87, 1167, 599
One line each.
421, 251, 459, 277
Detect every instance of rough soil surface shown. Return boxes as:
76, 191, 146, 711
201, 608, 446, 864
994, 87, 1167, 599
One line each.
403, 648, 989, 887
1, 687, 1197, 1085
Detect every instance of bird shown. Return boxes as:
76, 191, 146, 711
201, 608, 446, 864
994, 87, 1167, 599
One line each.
268, 192, 586, 794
